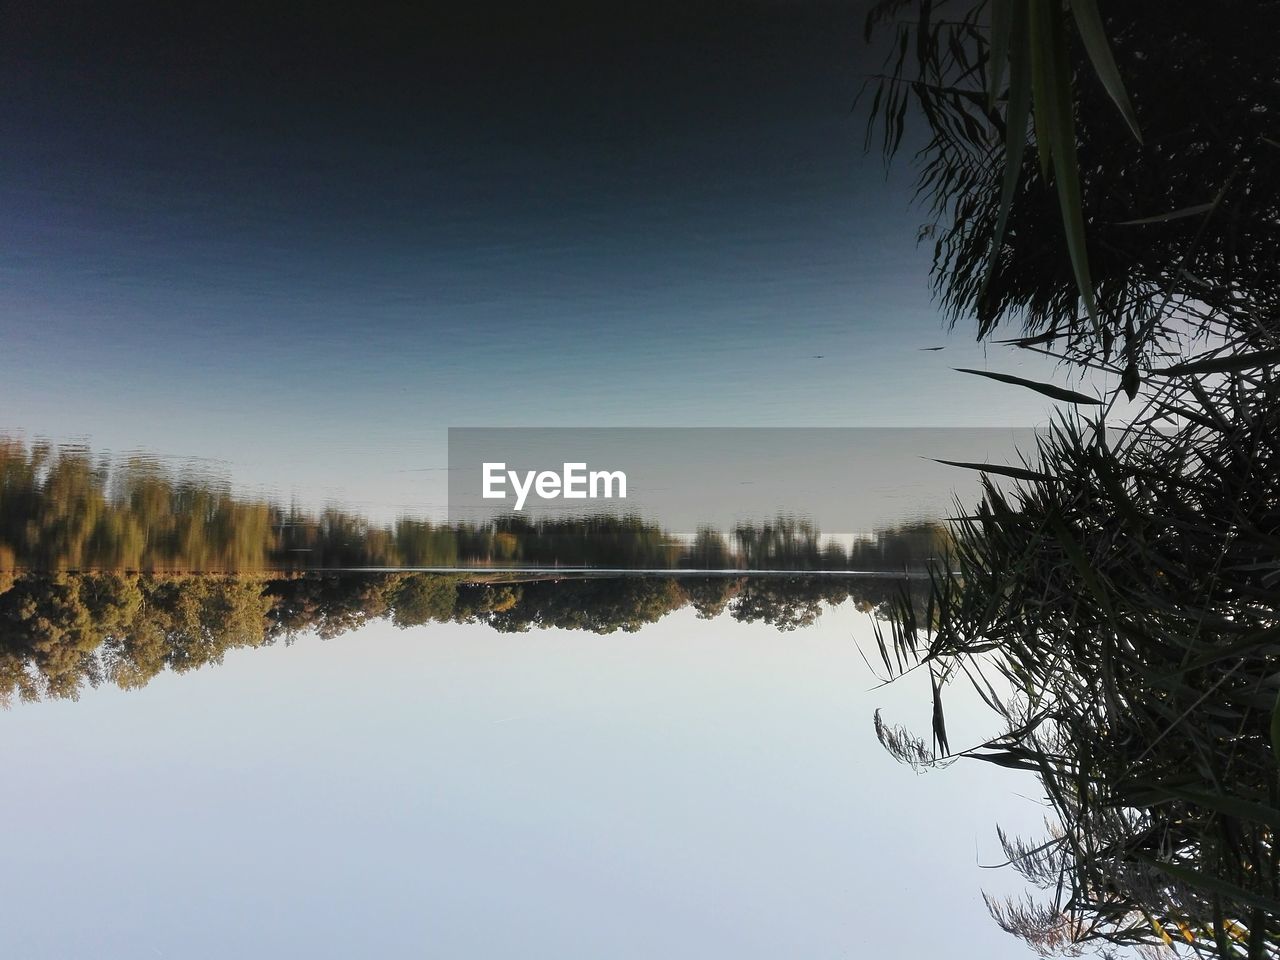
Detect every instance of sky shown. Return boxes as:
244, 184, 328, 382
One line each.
0, 0, 1070, 517
0, 602, 1046, 959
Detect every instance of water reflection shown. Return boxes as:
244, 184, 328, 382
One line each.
0, 571, 925, 705
0, 438, 949, 572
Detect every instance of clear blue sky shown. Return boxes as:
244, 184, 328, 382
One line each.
0, 1, 1074, 517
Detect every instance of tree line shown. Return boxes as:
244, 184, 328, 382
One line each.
0, 438, 949, 572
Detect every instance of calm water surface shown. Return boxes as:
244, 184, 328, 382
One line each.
0, 584, 1040, 959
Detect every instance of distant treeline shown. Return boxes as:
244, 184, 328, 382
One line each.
0, 440, 949, 572
0, 571, 924, 704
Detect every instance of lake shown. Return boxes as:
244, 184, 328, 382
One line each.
0, 570, 1042, 959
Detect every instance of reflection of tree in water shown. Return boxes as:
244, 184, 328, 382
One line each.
0, 571, 924, 704
0, 573, 273, 702
728, 577, 853, 631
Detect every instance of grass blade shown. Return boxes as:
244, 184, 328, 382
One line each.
979, 2, 1031, 310
1027, 1, 1054, 178
1116, 201, 1217, 226
987, 0, 1013, 109
931, 459, 1058, 483
954, 367, 1103, 404
1033, 0, 1099, 329
1152, 347, 1280, 376
1069, 0, 1142, 141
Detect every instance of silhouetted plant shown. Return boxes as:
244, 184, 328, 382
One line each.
865, 1, 1279, 955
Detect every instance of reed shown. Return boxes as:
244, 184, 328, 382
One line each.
863, 0, 1280, 953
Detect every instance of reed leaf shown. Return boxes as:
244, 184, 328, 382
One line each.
1069, 0, 1142, 141
954, 367, 1103, 404
986, 0, 1013, 109
1152, 347, 1280, 377
931, 459, 1059, 483
979, 1, 1031, 312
